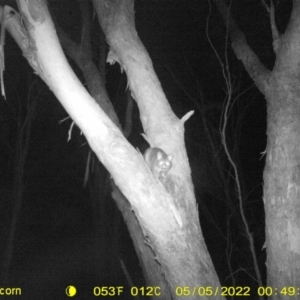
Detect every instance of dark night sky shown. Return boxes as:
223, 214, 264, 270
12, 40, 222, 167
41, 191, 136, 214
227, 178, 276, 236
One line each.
0, 0, 293, 298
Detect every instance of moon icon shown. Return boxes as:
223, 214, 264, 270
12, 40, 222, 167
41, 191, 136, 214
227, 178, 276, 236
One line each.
66, 285, 77, 297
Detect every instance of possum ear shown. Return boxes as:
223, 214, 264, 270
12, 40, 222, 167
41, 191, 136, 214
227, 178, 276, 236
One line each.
157, 151, 163, 160
167, 154, 173, 161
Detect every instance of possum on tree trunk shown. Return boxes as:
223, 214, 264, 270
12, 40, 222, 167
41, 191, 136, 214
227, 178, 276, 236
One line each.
144, 147, 173, 180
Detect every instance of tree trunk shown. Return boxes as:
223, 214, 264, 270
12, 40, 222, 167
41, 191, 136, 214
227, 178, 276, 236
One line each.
2, 0, 223, 298
214, 0, 300, 295
264, 75, 300, 289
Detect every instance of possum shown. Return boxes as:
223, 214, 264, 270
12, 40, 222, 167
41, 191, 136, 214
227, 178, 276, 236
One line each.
144, 147, 173, 179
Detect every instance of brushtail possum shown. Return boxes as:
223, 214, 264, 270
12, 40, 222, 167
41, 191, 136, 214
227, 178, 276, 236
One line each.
144, 147, 173, 179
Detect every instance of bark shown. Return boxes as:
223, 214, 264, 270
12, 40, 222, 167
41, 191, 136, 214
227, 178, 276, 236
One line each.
214, 0, 300, 294
92, 1, 222, 297
3, 0, 224, 298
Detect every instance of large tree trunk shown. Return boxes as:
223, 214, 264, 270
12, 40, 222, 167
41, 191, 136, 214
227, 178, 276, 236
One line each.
264, 75, 300, 290
2, 0, 223, 298
214, 0, 300, 295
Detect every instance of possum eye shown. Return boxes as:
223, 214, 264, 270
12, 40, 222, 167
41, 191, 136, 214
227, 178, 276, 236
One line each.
158, 160, 164, 167
161, 161, 170, 169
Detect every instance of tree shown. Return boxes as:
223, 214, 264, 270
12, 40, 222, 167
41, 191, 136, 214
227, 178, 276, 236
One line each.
213, 0, 300, 296
1, 0, 222, 298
